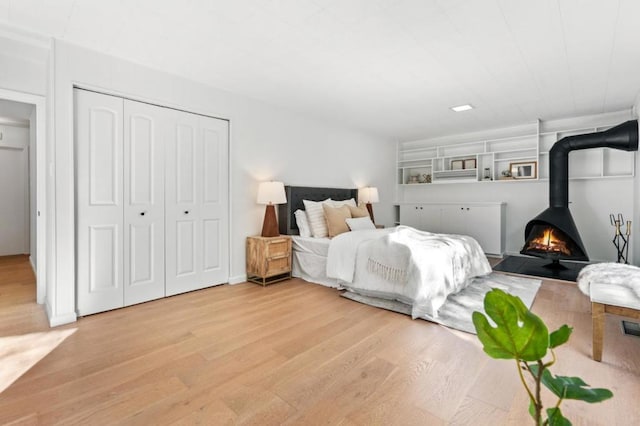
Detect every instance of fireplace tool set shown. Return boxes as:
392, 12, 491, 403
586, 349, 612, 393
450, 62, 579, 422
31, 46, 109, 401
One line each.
610, 213, 631, 263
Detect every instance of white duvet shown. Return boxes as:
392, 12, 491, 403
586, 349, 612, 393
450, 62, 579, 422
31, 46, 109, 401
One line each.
326, 226, 491, 318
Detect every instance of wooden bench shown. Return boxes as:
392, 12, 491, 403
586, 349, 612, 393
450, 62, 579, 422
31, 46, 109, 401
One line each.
578, 263, 640, 361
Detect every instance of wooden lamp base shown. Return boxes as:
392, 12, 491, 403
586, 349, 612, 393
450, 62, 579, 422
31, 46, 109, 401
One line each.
261, 204, 279, 237
366, 202, 375, 224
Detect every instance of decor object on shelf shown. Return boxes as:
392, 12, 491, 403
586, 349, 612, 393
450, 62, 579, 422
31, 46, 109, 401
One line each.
463, 158, 476, 169
610, 213, 631, 263
409, 174, 419, 183
418, 173, 431, 183
473, 288, 613, 425
358, 186, 379, 223
483, 167, 492, 180
257, 181, 287, 237
451, 159, 464, 170
510, 161, 537, 179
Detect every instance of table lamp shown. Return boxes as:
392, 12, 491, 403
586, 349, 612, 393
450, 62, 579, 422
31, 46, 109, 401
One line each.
257, 181, 286, 237
359, 186, 379, 223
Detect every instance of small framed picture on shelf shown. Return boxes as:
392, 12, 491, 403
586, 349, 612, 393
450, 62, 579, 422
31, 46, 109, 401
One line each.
451, 159, 464, 170
510, 161, 537, 179
463, 158, 477, 169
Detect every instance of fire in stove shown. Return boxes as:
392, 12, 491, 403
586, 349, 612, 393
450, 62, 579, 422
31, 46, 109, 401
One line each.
524, 226, 571, 256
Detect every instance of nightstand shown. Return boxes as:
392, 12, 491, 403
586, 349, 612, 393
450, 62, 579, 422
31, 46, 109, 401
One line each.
246, 235, 292, 286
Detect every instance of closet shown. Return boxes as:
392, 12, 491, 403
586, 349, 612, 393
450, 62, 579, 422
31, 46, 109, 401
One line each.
75, 89, 229, 316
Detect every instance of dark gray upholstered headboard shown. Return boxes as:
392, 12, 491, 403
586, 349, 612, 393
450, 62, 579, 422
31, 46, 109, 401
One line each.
278, 186, 358, 235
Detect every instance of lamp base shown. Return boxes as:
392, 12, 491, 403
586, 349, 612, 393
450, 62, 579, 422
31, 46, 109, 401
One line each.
261, 204, 280, 237
366, 202, 375, 224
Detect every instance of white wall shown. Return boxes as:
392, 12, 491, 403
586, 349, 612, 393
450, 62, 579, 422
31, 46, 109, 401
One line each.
0, 123, 29, 256
399, 111, 638, 263
49, 40, 395, 325
0, 31, 48, 96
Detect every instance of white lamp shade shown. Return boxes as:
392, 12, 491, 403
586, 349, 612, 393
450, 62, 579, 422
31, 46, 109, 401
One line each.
257, 181, 286, 205
359, 187, 379, 203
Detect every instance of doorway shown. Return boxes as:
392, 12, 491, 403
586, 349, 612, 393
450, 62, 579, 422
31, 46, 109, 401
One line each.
0, 100, 32, 259
0, 89, 46, 305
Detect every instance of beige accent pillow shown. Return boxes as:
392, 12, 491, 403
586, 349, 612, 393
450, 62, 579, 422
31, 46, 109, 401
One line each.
303, 198, 331, 238
328, 198, 357, 208
323, 204, 352, 238
348, 204, 370, 218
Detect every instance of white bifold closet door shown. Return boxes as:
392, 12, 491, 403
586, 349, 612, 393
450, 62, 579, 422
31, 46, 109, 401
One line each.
76, 90, 125, 315
123, 99, 166, 306
76, 89, 229, 315
165, 111, 229, 296
76, 90, 166, 315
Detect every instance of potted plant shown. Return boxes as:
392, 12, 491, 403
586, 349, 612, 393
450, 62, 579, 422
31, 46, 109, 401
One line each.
473, 288, 613, 425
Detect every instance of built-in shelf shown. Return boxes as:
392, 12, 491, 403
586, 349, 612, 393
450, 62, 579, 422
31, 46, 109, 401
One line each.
397, 118, 635, 186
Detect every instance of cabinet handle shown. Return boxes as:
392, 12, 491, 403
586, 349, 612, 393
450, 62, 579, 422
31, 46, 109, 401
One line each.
420, 207, 423, 210
140, 211, 146, 216
466, 208, 470, 211
184, 210, 190, 215
460, 207, 463, 210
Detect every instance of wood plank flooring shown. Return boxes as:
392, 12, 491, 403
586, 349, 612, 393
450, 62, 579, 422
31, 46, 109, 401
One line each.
0, 255, 639, 425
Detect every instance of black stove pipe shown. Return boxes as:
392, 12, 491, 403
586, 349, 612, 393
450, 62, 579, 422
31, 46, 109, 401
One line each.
549, 120, 638, 208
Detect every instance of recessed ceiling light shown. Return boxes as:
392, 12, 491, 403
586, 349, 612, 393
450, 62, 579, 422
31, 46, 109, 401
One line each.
451, 104, 474, 112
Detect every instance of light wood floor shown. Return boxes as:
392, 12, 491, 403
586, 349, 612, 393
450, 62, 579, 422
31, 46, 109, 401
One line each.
1, 255, 639, 425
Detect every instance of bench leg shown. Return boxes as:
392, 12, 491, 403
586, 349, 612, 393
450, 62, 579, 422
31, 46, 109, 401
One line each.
592, 302, 605, 362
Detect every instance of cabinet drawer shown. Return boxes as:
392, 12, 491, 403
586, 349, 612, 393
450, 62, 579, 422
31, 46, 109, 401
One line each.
265, 255, 291, 277
266, 238, 290, 256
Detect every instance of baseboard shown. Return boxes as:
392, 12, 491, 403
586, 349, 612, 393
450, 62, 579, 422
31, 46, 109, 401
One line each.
46, 302, 77, 327
228, 274, 247, 285
29, 255, 36, 274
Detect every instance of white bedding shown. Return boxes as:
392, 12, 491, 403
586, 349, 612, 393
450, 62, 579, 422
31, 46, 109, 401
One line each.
291, 235, 331, 257
291, 235, 339, 288
327, 226, 491, 318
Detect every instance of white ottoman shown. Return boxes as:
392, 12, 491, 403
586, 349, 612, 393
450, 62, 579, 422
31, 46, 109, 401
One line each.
577, 263, 640, 361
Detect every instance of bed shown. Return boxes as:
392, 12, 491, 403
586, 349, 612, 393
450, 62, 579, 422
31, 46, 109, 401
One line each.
278, 186, 492, 318
278, 186, 357, 288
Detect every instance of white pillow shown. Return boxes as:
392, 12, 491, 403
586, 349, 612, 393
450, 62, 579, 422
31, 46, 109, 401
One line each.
294, 209, 312, 237
346, 216, 376, 231
328, 198, 357, 208
303, 198, 332, 238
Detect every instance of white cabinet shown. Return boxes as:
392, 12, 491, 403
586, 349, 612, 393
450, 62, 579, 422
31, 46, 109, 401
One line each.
440, 205, 504, 255
75, 89, 229, 316
399, 203, 505, 255
400, 204, 442, 233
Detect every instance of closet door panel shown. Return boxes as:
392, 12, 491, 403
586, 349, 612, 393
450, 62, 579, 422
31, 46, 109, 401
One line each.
123, 100, 165, 306
200, 117, 228, 283
76, 89, 125, 315
165, 113, 202, 296
176, 220, 196, 276
166, 112, 229, 295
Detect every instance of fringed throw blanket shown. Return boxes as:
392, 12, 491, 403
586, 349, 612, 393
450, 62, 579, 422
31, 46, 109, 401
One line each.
327, 226, 492, 319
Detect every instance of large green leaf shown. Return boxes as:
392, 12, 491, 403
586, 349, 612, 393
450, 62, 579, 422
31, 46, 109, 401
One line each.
538, 369, 614, 403
549, 325, 572, 348
547, 407, 572, 426
472, 288, 549, 361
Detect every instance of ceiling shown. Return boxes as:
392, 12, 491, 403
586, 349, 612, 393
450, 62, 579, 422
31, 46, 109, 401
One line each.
1, 0, 639, 141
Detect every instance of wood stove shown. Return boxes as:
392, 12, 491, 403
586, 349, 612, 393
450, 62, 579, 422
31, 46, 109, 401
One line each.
521, 120, 638, 269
